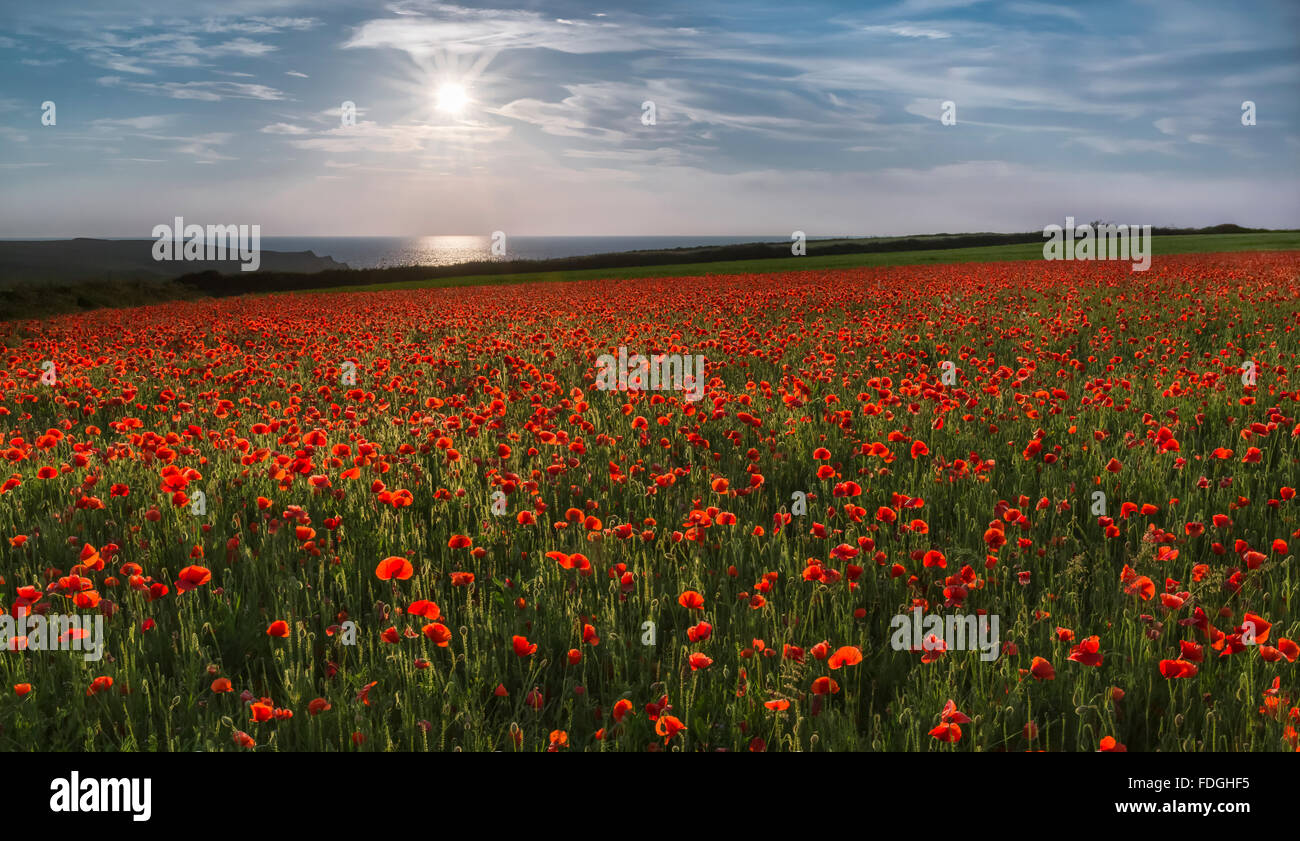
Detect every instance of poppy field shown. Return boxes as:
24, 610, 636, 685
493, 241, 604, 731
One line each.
1, 250, 1297, 752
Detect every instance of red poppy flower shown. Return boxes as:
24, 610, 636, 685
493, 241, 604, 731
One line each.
1068, 636, 1103, 667
375, 556, 414, 581
1099, 736, 1126, 752
1029, 657, 1055, 681
678, 590, 705, 610
654, 715, 686, 743
810, 676, 840, 695
1158, 659, 1198, 679
827, 646, 863, 669
176, 564, 211, 593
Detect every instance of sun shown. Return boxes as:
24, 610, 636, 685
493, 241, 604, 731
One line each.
436, 82, 469, 115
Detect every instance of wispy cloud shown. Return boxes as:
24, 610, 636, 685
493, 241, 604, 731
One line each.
91, 115, 174, 131
861, 24, 952, 39
0, 0, 1295, 235
286, 120, 512, 154
345, 3, 689, 56
97, 76, 286, 101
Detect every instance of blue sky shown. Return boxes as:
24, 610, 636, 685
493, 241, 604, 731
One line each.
1, 0, 1297, 236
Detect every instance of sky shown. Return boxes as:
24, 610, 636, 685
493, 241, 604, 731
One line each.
1, 0, 1298, 237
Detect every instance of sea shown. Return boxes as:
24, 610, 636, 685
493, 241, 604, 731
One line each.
2, 234, 849, 270
254, 235, 809, 269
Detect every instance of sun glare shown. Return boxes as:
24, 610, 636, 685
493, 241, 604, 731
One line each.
436, 82, 469, 115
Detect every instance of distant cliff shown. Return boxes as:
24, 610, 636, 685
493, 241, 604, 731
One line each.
0, 238, 349, 286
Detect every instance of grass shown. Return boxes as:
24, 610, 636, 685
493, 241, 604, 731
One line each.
0, 277, 200, 322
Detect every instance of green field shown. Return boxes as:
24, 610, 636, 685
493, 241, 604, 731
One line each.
308, 231, 1300, 295
4, 231, 1298, 323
